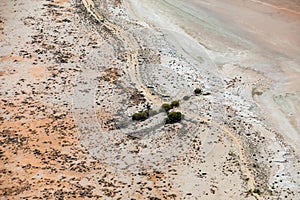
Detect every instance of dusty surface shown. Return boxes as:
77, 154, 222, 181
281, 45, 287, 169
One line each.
1, 0, 299, 199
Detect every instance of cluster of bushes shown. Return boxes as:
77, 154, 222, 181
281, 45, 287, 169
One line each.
161, 100, 180, 112
132, 110, 149, 121
161, 100, 182, 124
166, 111, 182, 124
131, 100, 182, 124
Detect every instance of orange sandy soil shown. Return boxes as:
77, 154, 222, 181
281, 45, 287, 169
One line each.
0, 0, 176, 199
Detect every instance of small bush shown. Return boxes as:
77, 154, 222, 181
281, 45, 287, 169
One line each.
171, 100, 180, 108
183, 96, 190, 101
253, 188, 261, 195
132, 110, 149, 121
252, 88, 263, 96
194, 88, 202, 94
161, 103, 173, 112
166, 112, 182, 124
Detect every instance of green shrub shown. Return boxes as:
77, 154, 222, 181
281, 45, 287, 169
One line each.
194, 88, 202, 94
253, 188, 261, 195
166, 112, 182, 124
170, 100, 180, 108
132, 110, 149, 121
252, 88, 263, 96
161, 103, 173, 112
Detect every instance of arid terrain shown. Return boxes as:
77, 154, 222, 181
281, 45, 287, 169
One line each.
1, 0, 299, 199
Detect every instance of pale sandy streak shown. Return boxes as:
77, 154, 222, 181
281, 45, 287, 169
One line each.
249, 0, 300, 16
